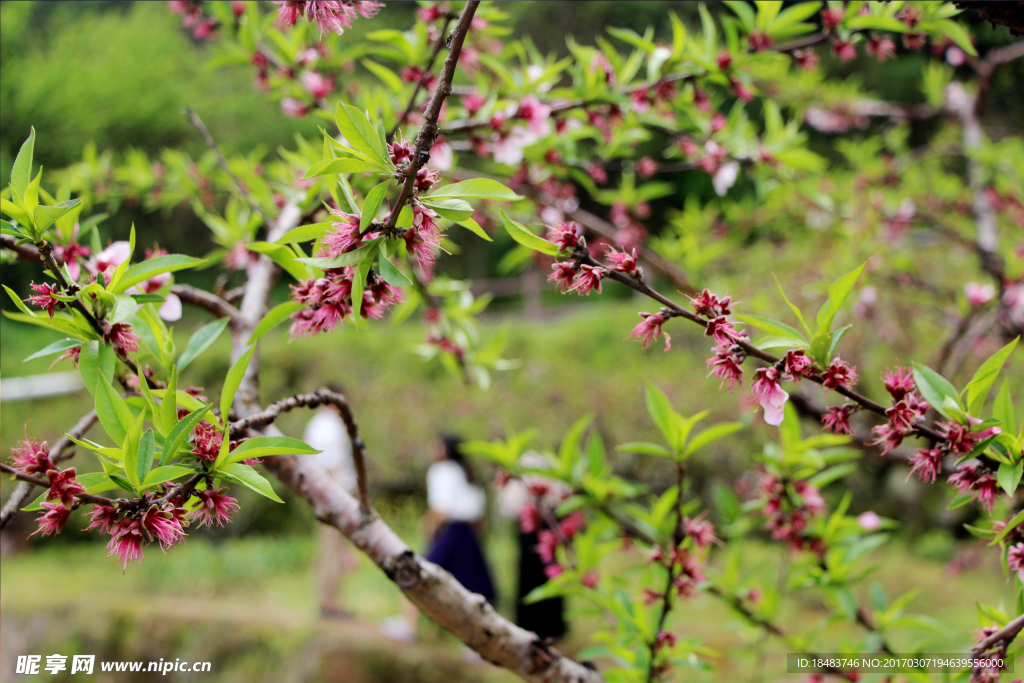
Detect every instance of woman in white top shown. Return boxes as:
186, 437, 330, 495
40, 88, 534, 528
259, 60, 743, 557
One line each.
423, 436, 496, 604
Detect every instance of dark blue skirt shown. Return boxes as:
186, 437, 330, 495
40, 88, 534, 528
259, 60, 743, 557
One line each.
425, 521, 496, 605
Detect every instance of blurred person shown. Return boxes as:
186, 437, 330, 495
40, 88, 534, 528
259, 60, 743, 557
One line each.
381, 435, 495, 642
496, 452, 568, 640
303, 386, 358, 619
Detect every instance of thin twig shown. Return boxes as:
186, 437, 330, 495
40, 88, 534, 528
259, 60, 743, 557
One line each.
389, 13, 455, 140
0, 464, 115, 507
229, 388, 372, 514
973, 613, 1024, 655
184, 107, 273, 229
384, 1, 480, 231
1, 234, 41, 261
575, 250, 951, 444
171, 284, 240, 323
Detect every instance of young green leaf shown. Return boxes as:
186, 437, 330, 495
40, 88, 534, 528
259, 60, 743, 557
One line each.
684, 422, 743, 457
360, 182, 390, 231
161, 367, 179, 438
221, 345, 256, 421
427, 178, 522, 202
219, 463, 284, 503
274, 222, 334, 244
993, 380, 1016, 434
160, 405, 210, 467
137, 429, 156, 484
815, 262, 865, 335
296, 238, 380, 269
113, 255, 206, 294
377, 252, 413, 286
912, 363, 961, 419
733, 314, 806, 341
998, 460, 1023, 496
142, 465, 194, 489
121, 410, 146, 489
23, 338, 83, 363
499, 210, 559, 255
96, 377, 134, 444
177, 318, 230, 371
645, 384, 679, 450
245, 242, 309, 282
773, 275, 812, 338
221, 436, 320, 466
78, 341, 115, 397
249, 301, 305, 345
11, 127, 36, 202
964, 337, 1019, 416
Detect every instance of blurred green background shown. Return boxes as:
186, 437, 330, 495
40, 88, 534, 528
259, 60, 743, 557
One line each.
2, 2, 1022, 682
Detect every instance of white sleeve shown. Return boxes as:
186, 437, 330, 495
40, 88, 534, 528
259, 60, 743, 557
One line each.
427, 461, 463, 516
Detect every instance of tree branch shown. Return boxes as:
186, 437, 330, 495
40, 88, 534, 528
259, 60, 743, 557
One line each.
0, 464, 115, 507
229, 388, 372, 513
388, 13, 455, 140
384, 1, 480, 231
184, 106, 273, 230
0, 410, 98, 529
973, 613, 1024, 655
1, 234, 41, 261
171, 284, 240, 323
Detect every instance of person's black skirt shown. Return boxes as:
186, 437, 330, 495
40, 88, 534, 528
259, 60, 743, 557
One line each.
426, 521, 497, 604
516, 531, 567, 639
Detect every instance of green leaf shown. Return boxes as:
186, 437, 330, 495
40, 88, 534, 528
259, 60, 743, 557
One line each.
11, 127, 35, 203
79, 341, 115, 398
499, 210, 559, 255
932, 18, 977, 56
645, 384, 678, 449
161, 367, 179, 438
995, 508, 1024, 544
428, 178, 522, 202
302, 156, 389, 179
95, 377, 133, 444
964, 337, 1018, 416
142, 465, 194, 489
993, 380, 1016, 433
912, 363, 960, 419
360, 182, 390, 231
422, 197, 474, 221
616, 441, 673, 457
114, 255, 206, 294
361, 59, 403, 91
221, 345, 256, 421
137, 429, 156, 484
121, 410, 146, 489
249, 301, 304, 345
774, 276, 812, 337
684, 422, 743, 456
816, 262, 865, 335
245, 242, 309, 282
733, 314, 806, 341
23, 338, 83, 362
455, 217, 491, 241
377, 251, 413, 286
999, 460, 1023, 496
219, 463, 284, 503
109, 294, 137, 325
336, 103, 390, 167
222, 436, 320, 466
350, 242, 377, 320
160, 406, 210, 467
177, 318, 230, 371
845, 15, 910, 32
32, 199, 81, 233
808, 463, 857, 488
274, 222, 333, 244
295, 238, 380, 268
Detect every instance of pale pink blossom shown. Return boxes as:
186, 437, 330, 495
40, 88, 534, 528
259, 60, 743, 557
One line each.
858, 511, 882, 530
965, 282, 995, 307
